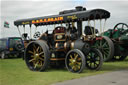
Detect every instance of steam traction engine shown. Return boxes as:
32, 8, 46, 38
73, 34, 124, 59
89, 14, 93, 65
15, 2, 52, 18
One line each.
14, 6, 110, 73
103, 23, 128, 60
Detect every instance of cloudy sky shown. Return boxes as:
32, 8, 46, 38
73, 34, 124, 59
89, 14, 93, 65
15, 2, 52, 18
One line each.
0, 0, 128, 38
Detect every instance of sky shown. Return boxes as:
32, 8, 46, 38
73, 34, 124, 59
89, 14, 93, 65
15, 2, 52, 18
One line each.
0, 0, 128, 38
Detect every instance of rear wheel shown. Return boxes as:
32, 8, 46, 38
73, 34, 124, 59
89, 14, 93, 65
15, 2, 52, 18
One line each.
24, 40, 50, 71
114, 23, 128, 30
65, 49, 85, 73
95, 36, 114, 61
86, 48, 103, 70
112, 56, 127, 61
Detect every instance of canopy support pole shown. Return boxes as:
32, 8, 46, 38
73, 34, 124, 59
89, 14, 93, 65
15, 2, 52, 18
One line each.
17, 27, 22, 37
77, 21, 82, 38
54, 24, 56, 29
72, 22, 75, 27
94, 20, 96, 38
29, 24, 32, 39
100, 19, 102, 35
103, 19, 107, 33
23, 26, 25, 33
30, 27, 32, 39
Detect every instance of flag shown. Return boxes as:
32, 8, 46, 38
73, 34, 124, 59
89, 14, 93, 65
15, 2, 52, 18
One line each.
4, 21, 9, 28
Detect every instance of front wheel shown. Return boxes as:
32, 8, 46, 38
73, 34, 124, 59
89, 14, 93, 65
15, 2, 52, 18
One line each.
65, 49, 85, 73
86, 48, 103, 70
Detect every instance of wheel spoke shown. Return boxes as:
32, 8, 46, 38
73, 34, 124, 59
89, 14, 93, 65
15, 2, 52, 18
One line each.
30, 55, 34, 58
95, 43, 99, 47
95, 57, 100, 61
77, 65, 80, 69
103, 47, 109, 50
100, 40, 102, 46
69, 59, 73, 62
102, 42, 107, 47
39, 52, 44, 56
90, 62, 92, 68
76, 62, 81, 66
34, 61, 40, 68
70, 55, 73, 59
28, 50, 34, 54
69, 63, 73, 67
93, 62, 96, 68
37, 61, 42, 67
40, 61, 43, 66
36, 47, 40, 52
41, 55, 44, 58
74, 54, 78, 60
103, 53, 107, 59
33, 48, 36, 55
103, 50, 109, 55
103, 54, 107, 60
39, 47, 42, 52
94, 62, 98, 67
34, 63, 38, 68
33, 44, 36, 49
75, 65, 80, 70
39, 57, 44, 61
95, 61, 100, 64
96, 41, 99, 47
29, 58, 35, 62
72, 66, 77, 71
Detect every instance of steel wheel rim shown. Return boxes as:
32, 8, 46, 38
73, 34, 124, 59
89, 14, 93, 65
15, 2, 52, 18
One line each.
26, 43, 45, 70
86, 51, 100, 69
67, 52, 82, 72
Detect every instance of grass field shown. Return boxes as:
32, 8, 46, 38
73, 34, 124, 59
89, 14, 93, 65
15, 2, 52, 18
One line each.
0, 58, 128, 85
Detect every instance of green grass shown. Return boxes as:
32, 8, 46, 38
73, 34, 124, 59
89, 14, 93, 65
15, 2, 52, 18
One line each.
0, 58, 128, 85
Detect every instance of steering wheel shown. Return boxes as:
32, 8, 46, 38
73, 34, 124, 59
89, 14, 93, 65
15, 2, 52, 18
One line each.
33, 31, 41, 38
114, 23, 128, 30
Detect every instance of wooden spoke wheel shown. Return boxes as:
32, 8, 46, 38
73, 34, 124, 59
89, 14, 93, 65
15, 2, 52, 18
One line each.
86, 48, 103, 70
112, 56, 127, 61
65, 49, 85, 73
24, 40, 50, 71
95, 36, 114, 61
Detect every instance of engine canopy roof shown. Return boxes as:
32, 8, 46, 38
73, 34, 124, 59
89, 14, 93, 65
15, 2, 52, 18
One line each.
14, 6, 110, 27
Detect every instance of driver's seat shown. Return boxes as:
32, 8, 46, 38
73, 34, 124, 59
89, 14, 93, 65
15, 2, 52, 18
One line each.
84, 26, 98, 35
